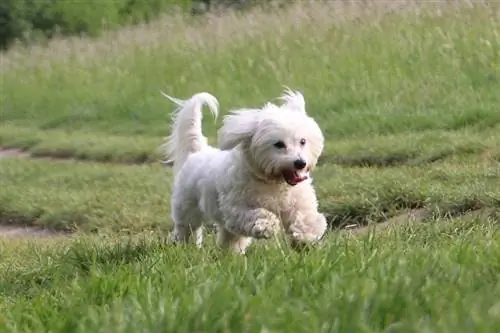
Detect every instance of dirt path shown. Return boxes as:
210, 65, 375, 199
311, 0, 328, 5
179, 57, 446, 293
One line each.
0, 148, 68, 239
0, 225, 67, 239
341, 209, 430, 235
0, 148, 30, 159
344, 207, 498, 236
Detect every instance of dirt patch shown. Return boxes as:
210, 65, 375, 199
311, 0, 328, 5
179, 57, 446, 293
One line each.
0, 225, 70, 239
319, 147, 481, 168
343, 208, 430, 235
0, 147, 159, 165
0, 148, 30, 159
343, 207, 498, 235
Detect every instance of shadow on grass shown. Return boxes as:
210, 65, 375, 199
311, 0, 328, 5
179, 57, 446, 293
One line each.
1, 147, 157, 165
0, 202, 498, 303
5, 147, 482, 169
320, 146, 480, 168
1, 194, 498, 237
0, 238, 164, 299
29, 148, 155, 165
0, 206, 88, 234
323, 196, 499, 230
1, 132, 492, 167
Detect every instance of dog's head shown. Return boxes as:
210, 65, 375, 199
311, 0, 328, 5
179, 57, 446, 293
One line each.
218, 89, 324, 186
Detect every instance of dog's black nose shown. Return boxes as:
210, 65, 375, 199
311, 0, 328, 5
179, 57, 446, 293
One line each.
294, 159, 307, 170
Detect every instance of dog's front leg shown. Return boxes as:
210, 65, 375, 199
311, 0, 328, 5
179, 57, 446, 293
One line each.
285, 211, 327, 249
284, 186, 328, 249
222, 207, 282, 240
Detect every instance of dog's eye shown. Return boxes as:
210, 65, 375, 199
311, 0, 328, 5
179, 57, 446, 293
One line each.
273, 141, 286, 149
300, 138, 306, 146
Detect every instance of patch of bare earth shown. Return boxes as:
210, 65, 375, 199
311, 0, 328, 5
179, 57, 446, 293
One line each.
342, 209, 429, 235
0, 147, 157, 165
0, 147, 78, 163
0, 225, 69, 239
344, 207, 498, 235
0, 148, 30, 159
0, 148, 72, 239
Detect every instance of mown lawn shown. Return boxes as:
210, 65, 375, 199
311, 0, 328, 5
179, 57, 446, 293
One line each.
0, 156, 498, 234
0, 1, 499, 332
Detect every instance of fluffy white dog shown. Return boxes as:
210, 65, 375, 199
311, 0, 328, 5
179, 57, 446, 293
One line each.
161, 89, 327, 253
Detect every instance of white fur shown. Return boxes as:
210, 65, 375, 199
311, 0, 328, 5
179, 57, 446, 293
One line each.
162, 89, 327, 254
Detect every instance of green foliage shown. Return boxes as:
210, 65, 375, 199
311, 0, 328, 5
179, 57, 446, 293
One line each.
0, 0, 191, 49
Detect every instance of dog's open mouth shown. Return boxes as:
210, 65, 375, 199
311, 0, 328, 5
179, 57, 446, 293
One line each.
282, 170, 309, 186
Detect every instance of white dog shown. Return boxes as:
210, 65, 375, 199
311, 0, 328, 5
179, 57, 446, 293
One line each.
161, 89, 327, 253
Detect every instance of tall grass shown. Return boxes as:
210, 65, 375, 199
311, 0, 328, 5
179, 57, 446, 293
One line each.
1, 1, 499, 145
1, 219, 500, 332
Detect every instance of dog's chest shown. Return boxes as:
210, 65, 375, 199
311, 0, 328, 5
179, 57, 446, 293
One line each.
248, 183, 291, 211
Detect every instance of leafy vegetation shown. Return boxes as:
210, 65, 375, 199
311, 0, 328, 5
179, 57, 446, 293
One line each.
0, 0, 192, 49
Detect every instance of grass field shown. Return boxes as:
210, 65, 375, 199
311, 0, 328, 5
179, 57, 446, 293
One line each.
1, 1, 499, 332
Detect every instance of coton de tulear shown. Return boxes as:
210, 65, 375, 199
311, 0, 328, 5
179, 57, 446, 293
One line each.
161, 89, 327, 253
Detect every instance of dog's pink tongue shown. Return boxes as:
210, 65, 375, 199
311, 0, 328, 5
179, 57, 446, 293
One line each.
294, 172, 308, 183
283, 170, 308, 185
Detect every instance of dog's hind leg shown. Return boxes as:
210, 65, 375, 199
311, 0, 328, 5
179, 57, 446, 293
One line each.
172, 223, 201, 244
195, 226, 204, 248
216, 226, 253, 254
171, 202, 204, 246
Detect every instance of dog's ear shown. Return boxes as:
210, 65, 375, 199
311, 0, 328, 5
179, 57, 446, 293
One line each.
218, 109, 259, 150
279, 88, 306, 114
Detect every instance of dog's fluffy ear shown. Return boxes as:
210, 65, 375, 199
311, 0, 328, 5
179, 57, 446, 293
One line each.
279, 88, 306, 114
218, 109, 259, 150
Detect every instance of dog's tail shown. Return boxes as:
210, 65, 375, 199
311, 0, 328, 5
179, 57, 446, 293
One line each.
160, 91, 219, 173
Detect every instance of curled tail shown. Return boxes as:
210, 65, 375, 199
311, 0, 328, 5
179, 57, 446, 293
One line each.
160, 91, 219, 174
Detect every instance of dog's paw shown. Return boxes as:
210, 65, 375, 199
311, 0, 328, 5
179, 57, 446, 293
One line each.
289, 213, 327, 245
251, 217, 280, 239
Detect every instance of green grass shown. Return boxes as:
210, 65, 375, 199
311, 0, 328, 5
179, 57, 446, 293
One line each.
1, 1, 499, 161
1, 219, 500, 332
0, 156, 498, 233
1, 122, 499, 166
1, 1, 500, 332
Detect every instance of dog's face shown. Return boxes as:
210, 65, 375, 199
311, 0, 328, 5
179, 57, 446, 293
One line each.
250, 112, 324, 185
218, 89, 324, 186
